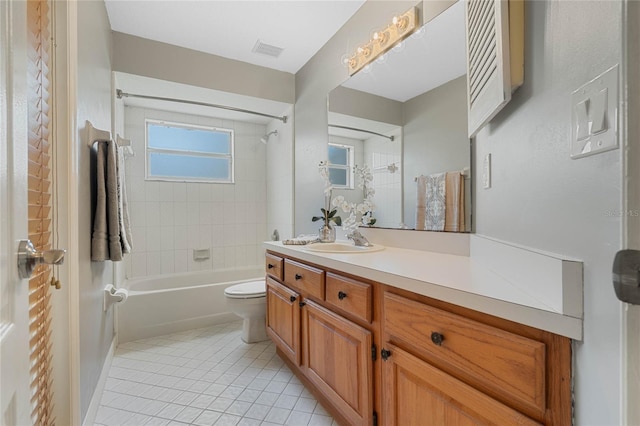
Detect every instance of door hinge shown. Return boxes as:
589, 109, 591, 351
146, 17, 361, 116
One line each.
373, 411, 378, 426
371, 344, 377, 361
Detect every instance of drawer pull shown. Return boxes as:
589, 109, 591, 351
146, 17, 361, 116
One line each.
380, 348, 392, 361
295, 273, 303, 280
289, 296, 297, 302
267, 264, 275, 269
338, 291, 347, 300
299, 301, 306, 308
431, 331, 445, 346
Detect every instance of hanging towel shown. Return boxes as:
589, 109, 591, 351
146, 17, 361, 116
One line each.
415, 175, 427, 231
444, 171, 465, 232
91, 140, 124, 261
91, 141, 109, 261
117, 145, 133, 253
424, 172, 446, 231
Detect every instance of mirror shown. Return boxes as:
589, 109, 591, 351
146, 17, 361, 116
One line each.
328, 0, 470, 232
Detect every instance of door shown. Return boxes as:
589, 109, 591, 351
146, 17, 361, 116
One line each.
0, 0, 34, 424
266, 277, 300, 365
381, 343, 539, 426
301, 300, 373, 426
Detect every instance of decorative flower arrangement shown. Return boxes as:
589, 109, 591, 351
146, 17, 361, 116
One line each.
312, 161, 342, 228
330, 164, 376, 235
313, 161, 377, 238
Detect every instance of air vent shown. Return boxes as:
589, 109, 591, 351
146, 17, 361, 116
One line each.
252, 40, 284, 58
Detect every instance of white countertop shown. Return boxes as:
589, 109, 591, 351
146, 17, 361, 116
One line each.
264, 239, 583, 340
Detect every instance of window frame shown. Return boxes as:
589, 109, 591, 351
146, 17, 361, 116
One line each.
328, 142, 355, 189
145, 118, 235, 183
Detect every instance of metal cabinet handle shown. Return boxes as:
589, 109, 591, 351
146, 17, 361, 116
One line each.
294, 273, 302, 280
267, 264, 275, 269
431, 332, 445, 346
299, 301, 306, 308
338, 291, 347, 300
290, 295, 297, 302
18, 239, 66, 279
380, 348, 392, 361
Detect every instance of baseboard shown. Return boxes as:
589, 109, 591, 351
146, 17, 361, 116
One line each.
82, 337, 116, 426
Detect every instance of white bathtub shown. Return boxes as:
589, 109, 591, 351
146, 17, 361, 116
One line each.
117, 266, 264, 343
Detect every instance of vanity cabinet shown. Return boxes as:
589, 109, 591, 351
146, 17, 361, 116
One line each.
265, 251, 571, 426
266, 277, 300, 365
266, 257, 374, 426
302, 300, 373, 426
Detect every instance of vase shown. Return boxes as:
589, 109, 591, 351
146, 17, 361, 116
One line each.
318, 224, 336, 243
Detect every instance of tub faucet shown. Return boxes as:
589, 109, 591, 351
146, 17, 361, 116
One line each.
347, 230, 371, 247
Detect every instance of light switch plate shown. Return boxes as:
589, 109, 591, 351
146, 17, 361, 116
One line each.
483, 154, 491, 189
570, 65, 618, 159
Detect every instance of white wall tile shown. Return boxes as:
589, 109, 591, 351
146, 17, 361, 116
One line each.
146, 227, 162, 252
124, 106, 268, 278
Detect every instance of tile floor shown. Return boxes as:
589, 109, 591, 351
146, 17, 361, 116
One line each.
95, 321, 336, 426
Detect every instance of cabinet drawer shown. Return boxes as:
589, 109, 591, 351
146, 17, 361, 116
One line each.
325, 273, 372, 323
284, 259, 325, 299
265, 253, 284, 280
384, 292, 546, 415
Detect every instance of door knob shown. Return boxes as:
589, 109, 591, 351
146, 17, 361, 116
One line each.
18, 239, 66, 279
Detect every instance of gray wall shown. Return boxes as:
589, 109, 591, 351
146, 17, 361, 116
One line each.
76, 1, 115, 420
472, 2, 622, 424
329, 86, 403, 126
295, 0, 624, 423
112, 32, 295, 105
402, 76, 469, 227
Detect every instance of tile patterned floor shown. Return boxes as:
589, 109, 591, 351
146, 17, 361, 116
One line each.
95, 321, 336, 426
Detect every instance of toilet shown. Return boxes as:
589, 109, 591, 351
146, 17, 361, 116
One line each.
224, 280, 268, 343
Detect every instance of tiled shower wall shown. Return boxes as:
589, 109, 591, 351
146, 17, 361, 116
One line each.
124, 106, 268, 278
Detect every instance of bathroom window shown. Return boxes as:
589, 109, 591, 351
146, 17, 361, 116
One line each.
146, 119, 234, 183
328, 143, 354, 189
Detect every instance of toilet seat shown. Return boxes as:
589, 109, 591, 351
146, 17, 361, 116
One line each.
224, 280, 266, 299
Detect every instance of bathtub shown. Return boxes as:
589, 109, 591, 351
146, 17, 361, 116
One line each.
117, 266, 264, 343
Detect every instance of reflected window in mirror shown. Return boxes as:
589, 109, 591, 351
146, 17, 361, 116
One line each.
328, 143, 354, 189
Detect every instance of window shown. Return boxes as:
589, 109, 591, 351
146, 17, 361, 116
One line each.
146, 120, 234, 183
328, 143, 354, 189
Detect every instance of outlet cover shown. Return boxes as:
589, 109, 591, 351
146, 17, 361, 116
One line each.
483, 154, 491, 189
571, 65, 618, 159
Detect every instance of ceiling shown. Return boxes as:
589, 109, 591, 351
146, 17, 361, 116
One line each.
104, 0, 366, 74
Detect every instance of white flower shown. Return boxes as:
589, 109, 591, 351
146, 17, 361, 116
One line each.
332, 195, 344, 207
340, 201, 351, 213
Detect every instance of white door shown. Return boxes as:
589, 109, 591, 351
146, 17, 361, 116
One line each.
0, 1, 34, 424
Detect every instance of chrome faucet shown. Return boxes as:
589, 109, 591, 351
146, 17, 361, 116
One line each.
347, 230, 371, 247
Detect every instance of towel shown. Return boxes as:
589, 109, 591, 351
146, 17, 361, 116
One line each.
91, 141, 109, 261
415, 175, 427, 231
425, 172, 446, 231
283, 235, 320, 245
117, 145, 133, 253
91, 140, 125, 261
444, 172, 465, 232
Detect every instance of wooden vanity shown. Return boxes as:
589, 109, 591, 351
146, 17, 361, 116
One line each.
265, 249, 572, 425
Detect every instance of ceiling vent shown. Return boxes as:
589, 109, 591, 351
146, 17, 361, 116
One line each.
252, 40, 284, 58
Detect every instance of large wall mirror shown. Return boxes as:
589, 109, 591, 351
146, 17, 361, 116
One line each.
328, 0, 471, 232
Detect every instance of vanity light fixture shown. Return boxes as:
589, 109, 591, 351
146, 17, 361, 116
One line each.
347, 7, 419, 76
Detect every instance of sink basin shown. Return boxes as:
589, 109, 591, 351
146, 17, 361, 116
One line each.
304, 242, 384, 254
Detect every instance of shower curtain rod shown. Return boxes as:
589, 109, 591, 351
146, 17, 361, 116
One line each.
328, 124, 395, 141
116, 89, 288, 123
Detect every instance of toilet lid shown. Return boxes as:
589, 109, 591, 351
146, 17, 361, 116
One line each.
224, 280, 266, 298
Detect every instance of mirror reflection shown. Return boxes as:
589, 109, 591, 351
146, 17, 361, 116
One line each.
327, 0, 471, 232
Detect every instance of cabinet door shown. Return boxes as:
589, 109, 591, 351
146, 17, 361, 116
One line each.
266, 278, 300, 365
382, 344, 540, 426
301, 300, 373, 426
